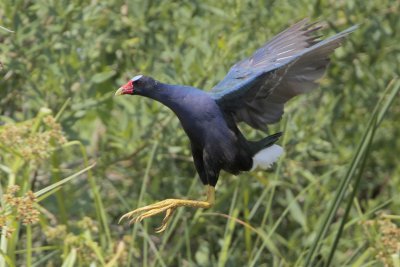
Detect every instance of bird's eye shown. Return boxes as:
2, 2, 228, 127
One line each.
133, 79, 141, 86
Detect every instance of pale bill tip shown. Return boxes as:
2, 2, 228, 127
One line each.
115, 87, 124, 96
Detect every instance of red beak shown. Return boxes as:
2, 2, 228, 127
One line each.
115, 81, 133, 95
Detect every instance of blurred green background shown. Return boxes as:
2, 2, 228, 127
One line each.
1, 0, 399, 266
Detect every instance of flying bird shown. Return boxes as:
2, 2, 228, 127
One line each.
115, 19, 356, 233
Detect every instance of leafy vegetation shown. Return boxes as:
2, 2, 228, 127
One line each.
0, 0, 399, 266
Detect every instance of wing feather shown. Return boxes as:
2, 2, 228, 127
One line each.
211, 20, 357, 130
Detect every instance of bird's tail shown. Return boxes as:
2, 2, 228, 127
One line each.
249, 132, 283, 171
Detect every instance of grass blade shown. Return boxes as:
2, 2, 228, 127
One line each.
324, 115, 377, 266
61, 248, 76, 267
35, 163, 96, 200
63, 140, 112, 246
0, 26, 14, 33
324, 79, 400, 265
304, 78, 400, 266
217, 185, 239, 267
26, 225, 32, 267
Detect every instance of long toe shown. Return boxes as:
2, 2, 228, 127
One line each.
119, 210, 138, 223
119, 201, 172, 223
154, 207, 176, 233
119, 192, 214, 232
133, 207, 169, 224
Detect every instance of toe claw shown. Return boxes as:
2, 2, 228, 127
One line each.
119, 211, 134, 224
154, 207, 176, 233
118, 215, 128, 224
155, 223, 168, 233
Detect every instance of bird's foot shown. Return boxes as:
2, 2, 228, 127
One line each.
119, 185, 215, 233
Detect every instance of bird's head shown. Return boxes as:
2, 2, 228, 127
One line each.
115, 75, 157, 96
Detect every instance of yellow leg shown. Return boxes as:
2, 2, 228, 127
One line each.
119, 185, 215, 233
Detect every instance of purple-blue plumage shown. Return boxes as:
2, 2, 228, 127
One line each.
116, 19, 357, 187
131, 81, 253, 185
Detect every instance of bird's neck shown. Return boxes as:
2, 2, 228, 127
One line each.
138, 83, 190, 112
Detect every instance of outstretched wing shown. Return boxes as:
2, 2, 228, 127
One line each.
210, 19, 357, 130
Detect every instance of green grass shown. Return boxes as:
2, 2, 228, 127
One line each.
1, 0, 400, 266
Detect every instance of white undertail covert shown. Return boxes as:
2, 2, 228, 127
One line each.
251, 145, 284, 171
